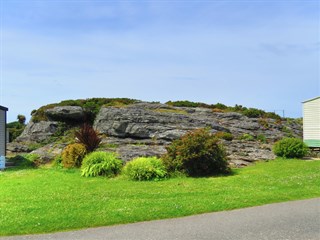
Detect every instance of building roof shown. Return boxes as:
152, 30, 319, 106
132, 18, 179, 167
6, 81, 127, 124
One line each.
0, 105, 8, 111
302, 96, 320, 104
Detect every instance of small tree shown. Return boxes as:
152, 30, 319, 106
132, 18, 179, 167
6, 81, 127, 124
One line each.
17, 114, 26, 125
75, 124, 101, 152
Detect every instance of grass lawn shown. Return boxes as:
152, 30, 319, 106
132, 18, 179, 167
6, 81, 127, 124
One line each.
0, 158, 319, 236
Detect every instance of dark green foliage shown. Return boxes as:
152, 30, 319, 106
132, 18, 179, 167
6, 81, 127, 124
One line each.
162, 128, 229, 177
17, 115, 26, 124
233, 104, 247, 112
81, 152, 123, 177
123, 157, 167, 181
257, 134, 267, 143
53, 155, 63, 168
243, 108, 281, 119
51, 122, 68, 138
40, 122, 70, 145
75, 124, 101, 152
214, 131, 233, 141
263, 112, 282, 120
166, 101, 281, 119
7, 121, 25, 142
7, 114, 27, 142
166, 100, 206, 108
7, 153, 42, 168
61, 143, 87, 168
212, 102, 228, 110
273, 138, 309, 158
8, 155, 35, 168
242, 108, 265, 118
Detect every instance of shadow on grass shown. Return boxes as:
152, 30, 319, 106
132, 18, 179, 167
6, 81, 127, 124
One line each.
4, 155, 35, 172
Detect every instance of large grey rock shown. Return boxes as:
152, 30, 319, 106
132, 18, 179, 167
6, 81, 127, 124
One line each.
6, 142, 31, 153
45, 106, 85, 122
94, 103, 228, 141
30, 143, 66, 164
116, 145, 167, 161
224, 140, 275, 163
16, 121, 59, 142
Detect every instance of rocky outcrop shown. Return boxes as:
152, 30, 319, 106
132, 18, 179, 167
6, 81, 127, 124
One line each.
224, 140, 274, 167
45, 106, 85, 122
15, 121, 59, 142
93, 102, 301, 141
6, 142, 31, 154
11, 101, 303, 167
94, 103, 229, 140
30, 143, 66, 164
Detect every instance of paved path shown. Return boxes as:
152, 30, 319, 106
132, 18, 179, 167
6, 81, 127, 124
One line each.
1, 198, 319, 240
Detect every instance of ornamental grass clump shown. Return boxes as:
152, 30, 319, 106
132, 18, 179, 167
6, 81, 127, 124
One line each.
162, 128, 229, 177
273, 137, 309, 158
81, 151, 123, 177
123, 157, 167, 181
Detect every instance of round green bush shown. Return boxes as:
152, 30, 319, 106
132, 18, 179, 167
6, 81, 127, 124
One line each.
61, 143, 87, 168
123, 157, 167, 181
81, 151, 123, 177
162, 128, 229, 177
273, 138, 309, 158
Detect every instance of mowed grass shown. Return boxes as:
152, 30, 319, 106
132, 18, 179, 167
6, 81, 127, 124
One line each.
0, 158, 319, 236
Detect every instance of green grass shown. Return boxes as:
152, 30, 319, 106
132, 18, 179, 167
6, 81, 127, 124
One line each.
0, 158, 319, 236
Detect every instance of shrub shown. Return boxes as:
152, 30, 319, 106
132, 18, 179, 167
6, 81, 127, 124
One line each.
81, 151, 123, 177
239, 133, 255, 141
273, 138, 309, 158
7, 120, 25, 142
123, 157, 167, 181
75, 124, 101, 152
166, 100, 204, 108
212, 102, 228, 110
53, 155, 63, 168
257, 134, 267, 143
61, 143, 87, 168
243, 108, 264, 118
162, 128, 229, 177
214, 131, 233, 141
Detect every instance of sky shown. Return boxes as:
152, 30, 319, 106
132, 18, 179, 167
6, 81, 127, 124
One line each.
0, 0, 319, 122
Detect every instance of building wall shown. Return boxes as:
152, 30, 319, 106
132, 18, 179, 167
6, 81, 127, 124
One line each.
0, 109, 6, 156
303, 97, 320, 147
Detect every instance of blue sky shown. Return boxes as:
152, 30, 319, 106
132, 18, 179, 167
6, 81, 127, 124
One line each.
0, 0, 319, 122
